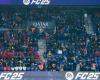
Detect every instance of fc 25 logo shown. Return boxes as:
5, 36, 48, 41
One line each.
0, 72, 25, 80
23, 0, 50, 5
65, 72, 100, 80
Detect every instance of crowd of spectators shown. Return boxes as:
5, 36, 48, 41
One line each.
44, 13, 100, 71
0, 7, 99, 71
0, 8, 44, 71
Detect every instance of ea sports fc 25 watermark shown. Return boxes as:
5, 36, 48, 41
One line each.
0, 72, 25, 80
23, 0, 50, 5
65, 72, 100, 80
0, 72, 100, 80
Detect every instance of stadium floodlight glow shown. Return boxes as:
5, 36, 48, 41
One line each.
84, 13, 88, 18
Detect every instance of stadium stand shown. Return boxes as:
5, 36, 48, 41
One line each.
0, 6, 99, 71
